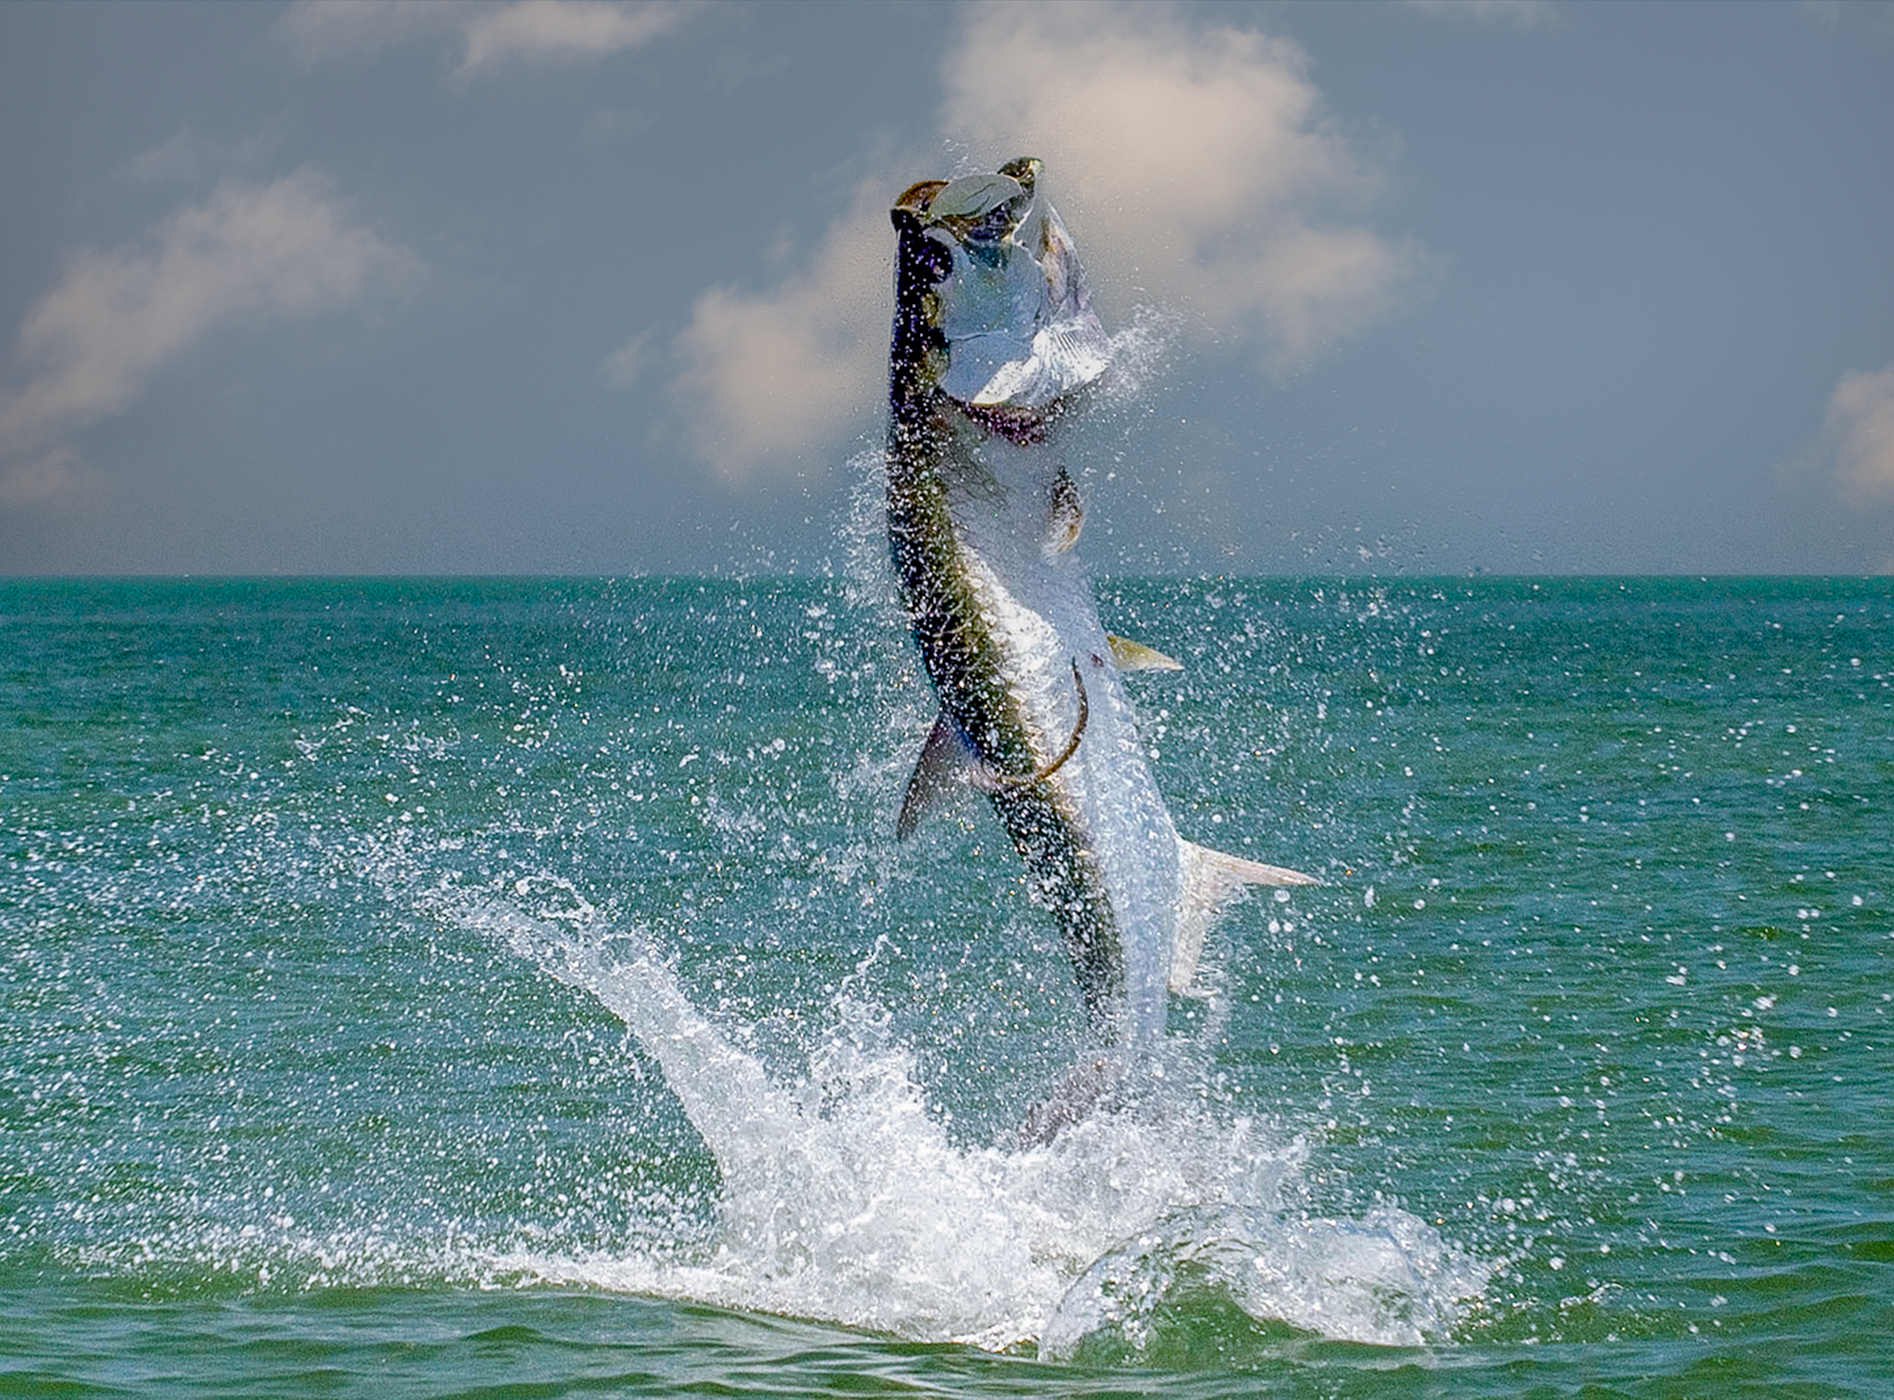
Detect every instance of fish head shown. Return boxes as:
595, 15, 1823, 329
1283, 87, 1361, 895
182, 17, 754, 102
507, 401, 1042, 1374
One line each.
890, 159, 1112, 417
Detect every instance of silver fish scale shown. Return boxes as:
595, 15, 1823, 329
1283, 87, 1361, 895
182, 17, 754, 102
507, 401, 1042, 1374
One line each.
886, 160, 1311, 1057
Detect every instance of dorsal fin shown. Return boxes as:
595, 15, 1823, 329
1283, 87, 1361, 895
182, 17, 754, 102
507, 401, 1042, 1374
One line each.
1106, 633, 1183, 672
898, 662, 1091, 836
1171, 840, 1319, 994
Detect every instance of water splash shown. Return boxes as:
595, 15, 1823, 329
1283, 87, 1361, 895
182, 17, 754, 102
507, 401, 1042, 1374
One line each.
1042, 1204, 1485, 1360
447, 883, 1488, 1356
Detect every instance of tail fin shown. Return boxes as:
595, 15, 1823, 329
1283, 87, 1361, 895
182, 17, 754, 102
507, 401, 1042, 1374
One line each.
1013, 1054, 1126, 1148
1172, 840, 1319, 994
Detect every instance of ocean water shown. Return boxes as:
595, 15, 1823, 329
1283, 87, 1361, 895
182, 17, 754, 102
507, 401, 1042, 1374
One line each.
2, 573, 1890, 1398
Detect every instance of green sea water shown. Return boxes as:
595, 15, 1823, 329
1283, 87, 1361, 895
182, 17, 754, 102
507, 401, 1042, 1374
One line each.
2, 575, 1890, 1397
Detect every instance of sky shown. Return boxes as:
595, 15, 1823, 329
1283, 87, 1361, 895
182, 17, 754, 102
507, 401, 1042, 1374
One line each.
2, 0, 1893, 576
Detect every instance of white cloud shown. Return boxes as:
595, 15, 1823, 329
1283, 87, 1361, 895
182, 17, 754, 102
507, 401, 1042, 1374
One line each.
1402, 0, 1559, 28
122, 129, 216, 185
461, 0, 693, 72
1800, 1, 1894, 35
582, 106, 654, 146
277, 0, 697, 75
276, 0, 466, 63
0, 170, 417, 464
602, 329, 653, 387
662, 2, 1422, 477
940, 2, 1422, 370
120, 127, 276, 188
669, 181, 893, 481
0, 449, 96, 512
1821, 363, 1894, 502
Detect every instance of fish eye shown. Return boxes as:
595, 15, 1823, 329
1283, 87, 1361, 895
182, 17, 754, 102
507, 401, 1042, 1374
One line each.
968, 205, 1018, 243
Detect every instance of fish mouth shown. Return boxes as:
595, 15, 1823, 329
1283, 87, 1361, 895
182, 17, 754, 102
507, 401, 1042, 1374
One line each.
895, 158, 1112, 414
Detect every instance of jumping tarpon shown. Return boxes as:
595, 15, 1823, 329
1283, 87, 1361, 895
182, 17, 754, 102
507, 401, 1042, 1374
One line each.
885, 158, 1316, 1055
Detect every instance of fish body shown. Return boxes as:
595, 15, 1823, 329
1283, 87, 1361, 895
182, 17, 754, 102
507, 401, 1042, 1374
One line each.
885, 160, 1314, 1051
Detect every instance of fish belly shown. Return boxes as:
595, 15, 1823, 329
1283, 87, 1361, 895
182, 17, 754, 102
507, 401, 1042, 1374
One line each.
944, 454, 1183, 1045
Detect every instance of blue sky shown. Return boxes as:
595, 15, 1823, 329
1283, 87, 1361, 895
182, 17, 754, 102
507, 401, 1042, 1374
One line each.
3, 0, 1892, 575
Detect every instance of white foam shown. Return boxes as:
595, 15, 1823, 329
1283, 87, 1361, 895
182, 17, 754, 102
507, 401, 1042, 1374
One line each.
465, 897, 1489, 1355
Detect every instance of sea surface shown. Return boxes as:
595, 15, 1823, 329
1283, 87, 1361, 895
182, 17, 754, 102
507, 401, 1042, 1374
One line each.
2, 574, 1890, 1398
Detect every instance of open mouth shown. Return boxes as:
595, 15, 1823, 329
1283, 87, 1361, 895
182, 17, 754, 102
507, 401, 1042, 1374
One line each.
906, 159, 1112, 415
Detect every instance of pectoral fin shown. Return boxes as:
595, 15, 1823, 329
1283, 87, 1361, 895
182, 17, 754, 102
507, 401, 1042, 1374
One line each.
1106, 634, 1183, 673
897, 709, 979, 840
1172, 839, 1320, 994
1013, 1054, 1125, 1148
900, 665, 1092, 837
